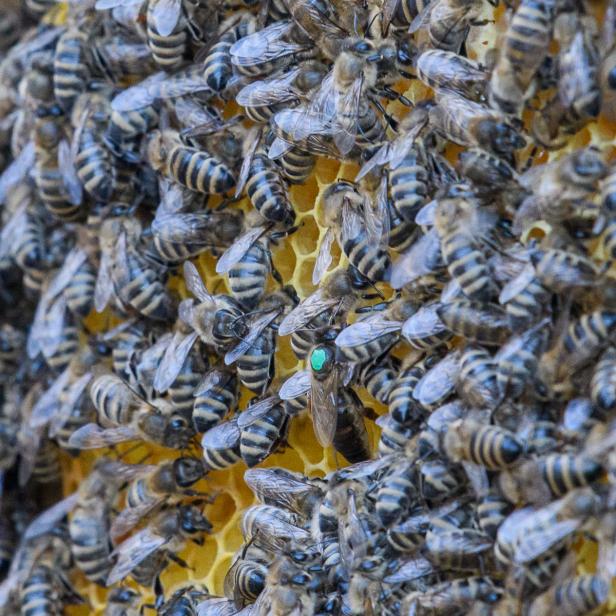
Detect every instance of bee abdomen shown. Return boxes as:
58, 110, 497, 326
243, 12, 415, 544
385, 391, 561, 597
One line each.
279, 147, 315, 184
332, 395, 371, 464
477, 492, 511, 539
246, 154, 294, 225
203, 34, 234, 92
69, 515, 112, 585
551, 575, 609, 615
541, 453, 603, 496
389, 154, 429, 222
389, 366, 424, 424
237, 330, 275, 394
378, 415, 415, 456
169, 146, 235, 194
228, 242, 269, 310
337, 332, 398, 363
376, 473, 415, 526
65, 262, 96, 317
75, 141, 114, 202
20, 565, 60, 616
591, 348, 616, 410
442, 235, 494, 301
53, 30, 89, 112
147, 24, 186, 69
45, 325, 79, 371
469, 425, 523, 469
240, 404, 286, 467
193, 379, 238, 433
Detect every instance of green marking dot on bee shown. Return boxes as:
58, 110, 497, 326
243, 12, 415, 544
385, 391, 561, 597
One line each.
310, 348, 328, 372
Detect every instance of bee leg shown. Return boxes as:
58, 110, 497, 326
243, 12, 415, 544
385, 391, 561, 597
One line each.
168, 552, 193, 570
192, 537, 205, 546
272, 266, 283, 286
470, 18, 494, 26
154, 576, 165, 610
370, 97, 400, 132
382, 86, 412, 107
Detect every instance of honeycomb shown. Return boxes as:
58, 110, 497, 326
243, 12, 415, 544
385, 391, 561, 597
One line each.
40, 4, 616, 616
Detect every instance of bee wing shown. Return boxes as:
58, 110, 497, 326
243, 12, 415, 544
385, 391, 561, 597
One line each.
391, 228, 443, 289
0, 204, 27, 261
0, 141, 35, 204
381, 0, 400, 34
498, 263, 536, 304
46, 247, 88, 300
461, 461, 489, 498
196, 597, 238, 616
40, 295, 69, 359
237, 396, 280, 428
408, 0, 437, 33
150, 0, 182, 36
151, 212, 215, 244
402, 302, 447, 342
373, 174, 391, 245
267, 136, 293, 159
428, 529, 493, 555
236, 69, 301, 107
415, 199, 437, 226
50, 373, 93, 437
311, 369, 338, 447
153, 330, 199, 394
279, 369, 311, 400
216, 227, 266, 274
58, 138, 83, 206
230, 20, 308, 66
413, 351, 460, 407
244, 468, 322, 511
513, 519, 581, 565
95, 0, 142, 8
68, 423, 141, 449
184, 261, 214, 303
201, 418, 241, 450
22, 492, 79, 541
357, 142, 392, 180
383, 557, 435, 584
340, 490, 369, 568
278, 288, 338, 335
312, 228, 335, 285
27, 293, 50, 360
107, 526, 169, 585
110, 498, 165, 542
194, 368, 234, 396
95, 242, 115, 313
225, 310, 280, 366
29, 368, 71, 429
335, 318, 402, 348
234, 130, 262, 198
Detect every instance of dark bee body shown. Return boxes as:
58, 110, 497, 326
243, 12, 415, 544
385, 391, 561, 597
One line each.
359, 356, 398, 405
457, 346, 500, 409
64, 259, 96, 318
540, 454, 602, 497
376, 461, 414, 526
477, 492, 511, 539
110, 324, 148, 380
420, 460, 460, 502
290, 313, 331, 360
389, 146, 430, 223
501, 275, 551, 332
332, 388, 371, 463
389, 362, 427, 425
377, 414, 415, 456
201, 419, 242, 470
226, 557, 268, 604
31, 438, 62, 487
278, 147, 315, 185
45, 319, 80, 372
53, 28, 89, 113
245, 153, 294, 226
146, 6, 187, 70
532, 575, 609, 616
591, 348, 616, 411
169, 356, 205, 420
237, 326, 276, 394
193, 371, 238, 433
562, 310, 616, 372
424, 528, 493, 572
228, 239, 274, 310
90, 373, 139, 427
437, 301, 510, 345
19, 563, 62, 616
444, 420, 523, 470
531, 249, 600, 293
105, 106, 159, 160
386, 199, 417, 253
240, 400, 287, 467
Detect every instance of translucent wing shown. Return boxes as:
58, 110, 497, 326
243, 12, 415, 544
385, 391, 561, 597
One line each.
278, 289, 339, 335
46, 247, 88, 300
498, 263, 537, 304
184, 261, 214, 303
58, 138, 83, 206
268, 136, 293, 159
335, 317, 402, 348
68, 423, 140, 449
513, 519, 580, 565
413, 351, 460, 407
29, 368, 71, 428
151, 212, 219, 244
194, 368, 234, 397
0, 141, 35, 203
230, 20, 307, 66
150, 0, 182, 37
415, 199, 437, 226
391, 228, 443, 289
201, 418, 240, 449
383, 557, 435, 584
49, 372, 93, 437
95, 0, 142, 8
27, 294, 49, 359
381, 0, 400, 35
40, 296, 68, 359
313, 227, 335, 285
153, 330, 199, 394
216, 226, 266, 274
235, 130, 261, 198
224, 310, 280, 366
372, 174, 391, 246
279, 369, 311, 400
23, 493, 79, 541
107, 526, 169, 585
0, 203, 27, 261
235, 68, 301, 107
237, 396, 280, 428
197, 598, 238, 616
402, 303, 447, 343
95, 242, 115, 312
409, 0, 437, 34
178, 298, 196, 327
110, 498, 165, 541
111, 72, 168, 111
311, 369, 338, 447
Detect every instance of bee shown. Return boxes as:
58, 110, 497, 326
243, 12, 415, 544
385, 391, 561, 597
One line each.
375, 458, 415, 526
0, 324, 24, 373
106, 505, 212, 586
315, 181, 391, 284
601, 0, 616, 123
235, 63, 327, 124
224, 545, 270, 607
591, 347, 616, 411
433, 191, 497, 302
424, 527, 494, 572
187, 367, 238, 434
244, 467, 325, 518
200, 417, 242, 471
444, 419, 523, 470
401, 301, 453, 350
110, 457, 206, 540
530, 248, 604, 294
33, 105, 84, 222
144, 0, 190, 70
412, 350, 459, 411
359, 355, 399, 405
104, 103, 159, 161
147, 129, 236, 195
404, 576, 502, 614
529, 575, 609, 616
52, 24, 91, 113
158, 585, 211, 616
416, 49, 488, 99
331, 387, 372, 464
376, 413, 415, 457
429, 93, 525, 162
104, 587, 143, 616
238, 394, 289, 467
456, 345, 501, 409
68, 371, 195, 450
437, 300, 511, 346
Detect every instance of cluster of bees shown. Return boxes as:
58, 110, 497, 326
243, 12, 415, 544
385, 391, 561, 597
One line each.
1, 0, 616, 612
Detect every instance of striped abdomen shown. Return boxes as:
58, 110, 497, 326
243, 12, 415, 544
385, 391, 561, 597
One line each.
20, 565, 61, 616
540, 453, 602, 497
563, 310, 616, 369
105, 106, 158, 155
338, 330, 398, 363
503, 275, 550, 332
53, 29, 89, 112
332, 390, 370, 464
169, 364, 202, 419
477, 492, 511, 539
65, 260, 96, 317
591, 348, 616, 410
168, 144, 235, 194
378, 415, 415, 457
458, 346, 500, 409
376, 466, 414, 526
388, 365, 424, 424
75, 126, 114, 202
359, 359, 397, 405
45, 324, 79, 371
228, 240, 270, 310
146, 20, 186, 69
90, 374, 137, 426
246, 153, 294, 225
550, 575, 609, 616
341, 227, 391, 283
202, 440, 241, 471
203, 30, 235, 92
279, 147, 315, 185
31, 439, 61, 485
240, 403, 287, 467
69, 507, 112, 585
468, 425, 523, 470
237, 327, 275, 395
193, 374, 238, 433
389, 148, 429, 223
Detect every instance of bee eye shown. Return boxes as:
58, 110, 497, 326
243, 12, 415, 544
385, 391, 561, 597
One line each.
170, 418, 187, 431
